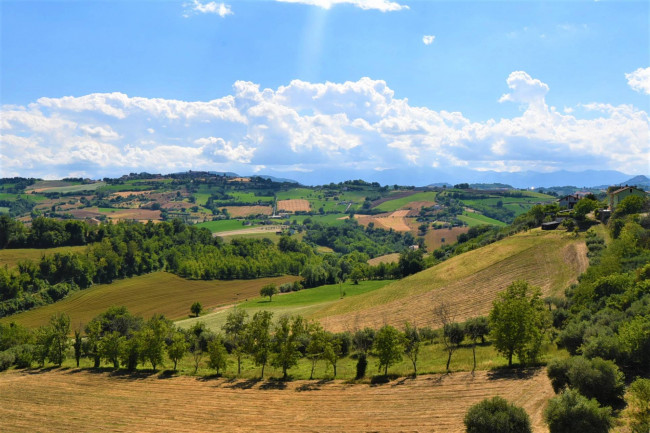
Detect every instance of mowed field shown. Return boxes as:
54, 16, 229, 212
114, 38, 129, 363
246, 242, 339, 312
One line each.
0, 368, 554, 432
277, 199, 310, 212
0, 245, 88, 268
0, 272, 299, 329
317, 229, 588, 332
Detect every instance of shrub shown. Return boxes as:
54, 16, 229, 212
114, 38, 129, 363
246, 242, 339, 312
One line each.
0, 350, 15, 371
546, 356, 625, 406
464, 396, 532, 433
10, 343, 34, 368
627, 378, 650, 433
544, 389, 612, 433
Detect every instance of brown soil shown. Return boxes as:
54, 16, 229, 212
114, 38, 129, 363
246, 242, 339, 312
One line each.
0, 368, 554, 432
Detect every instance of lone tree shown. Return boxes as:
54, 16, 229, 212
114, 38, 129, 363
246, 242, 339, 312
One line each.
465, 317, 489, 372
246, 310, 273, 379
435, 302, 464, 372
166, 330, 188, 371
207, 337, 228, 376
374, 324, 403, 376
464, 396, 532, 433
222, 308, 248, 376
48, 313, 71, 367
190, 301, 203, 317
271, 315, 307, 380
403, 322, 421, 376
489, 281, 549, 366
260, 284, 278, 302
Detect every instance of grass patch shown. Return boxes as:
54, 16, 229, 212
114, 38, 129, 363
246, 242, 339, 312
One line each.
457, 212, 507, 227
0, 245, 89, 269
195, 219, 260, 233
177, 280, 392, 331
374, 191, 438, 212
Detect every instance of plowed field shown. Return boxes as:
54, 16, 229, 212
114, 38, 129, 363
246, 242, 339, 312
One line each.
0, 368, 554, 432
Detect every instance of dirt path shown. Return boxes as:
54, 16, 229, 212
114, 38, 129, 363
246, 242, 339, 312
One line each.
0, 368, 553, 432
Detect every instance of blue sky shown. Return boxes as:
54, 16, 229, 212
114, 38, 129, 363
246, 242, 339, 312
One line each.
1, 0, 649, 183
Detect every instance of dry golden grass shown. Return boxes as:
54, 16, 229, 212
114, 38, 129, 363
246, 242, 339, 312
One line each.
277, 199, 310, 212
0, 368, 554, 432
319, 229, 587, 332
420, 226, 470, 251
0, 272, 299, 329
110, 190, 155, 198
367, 253, 400, 266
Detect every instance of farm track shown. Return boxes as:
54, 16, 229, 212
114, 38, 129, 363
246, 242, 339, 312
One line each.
320, 232, 587, 332
0, 368, 553, 432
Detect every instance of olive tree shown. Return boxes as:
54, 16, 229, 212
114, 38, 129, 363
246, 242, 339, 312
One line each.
489, 281, 549, 366
374, 324, 403, 376
544, 389, 612, 433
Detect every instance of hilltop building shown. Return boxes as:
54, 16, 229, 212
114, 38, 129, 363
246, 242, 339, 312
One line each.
608, 186, 647, 210
558, 194, 580, 209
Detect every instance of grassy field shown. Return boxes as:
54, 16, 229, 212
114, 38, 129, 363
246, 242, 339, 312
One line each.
0, 193, 47, 202
0, 272, 299, 329
0, 367, 555, 432
0, 245, 89, 268
374, 191, 438, 212
195, 219, 260, 233
317, 229, 588, 332
458, 211, 508, 227
177, 280, 393, 331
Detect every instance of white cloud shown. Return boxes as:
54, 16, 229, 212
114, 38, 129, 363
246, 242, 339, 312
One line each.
422, 35, 435, 45
1, 73, 648, 179
275, 0, 408, 12
626, 67, 650, 95
183, 1, 232, 18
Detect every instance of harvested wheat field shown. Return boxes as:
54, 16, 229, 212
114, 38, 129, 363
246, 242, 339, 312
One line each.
355, 211, 412, 232
224, 205, 273, 217
0, 368, 553, 432
319, 230, 588, 332
421, 226, 470, 251
277, 199, 310, 212
367, 252, 401, 266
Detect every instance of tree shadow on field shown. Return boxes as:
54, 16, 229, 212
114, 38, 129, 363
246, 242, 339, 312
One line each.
259, 378, 288, 390
295, 379, 332, 392
370, 374, 400, 386
390, 376, 416, 387
486, 366, 540, 381
224, 378, 261, 390
25, 366, 72, 375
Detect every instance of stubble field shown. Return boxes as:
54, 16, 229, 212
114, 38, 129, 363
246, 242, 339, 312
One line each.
0, 368, 554, 432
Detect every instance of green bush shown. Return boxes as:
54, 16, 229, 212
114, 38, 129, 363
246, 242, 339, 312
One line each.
355, 353, 367, 379
544, 389, 612, 433
10, 344, 34, 368
464, 396, 532, 433
546, 356, 625, 406
627, 378, 650, 433
0, 350, 15, 371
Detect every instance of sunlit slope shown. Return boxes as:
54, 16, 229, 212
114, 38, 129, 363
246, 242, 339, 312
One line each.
319, 229, 587, 331
1, 272, 298, 329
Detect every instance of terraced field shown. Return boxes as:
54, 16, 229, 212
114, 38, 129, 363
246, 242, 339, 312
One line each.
0, 368, 554, 432
315, 229, 587, 331
0, 272, 299, 329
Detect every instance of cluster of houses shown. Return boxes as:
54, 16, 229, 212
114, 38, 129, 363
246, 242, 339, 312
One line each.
542, 185, 647, 230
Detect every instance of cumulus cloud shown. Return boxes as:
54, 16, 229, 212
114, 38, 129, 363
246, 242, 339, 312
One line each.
626, 67, 650, 95
1, 73, 648, 179
422, 35, 435, 45
275, 0, 408, 12
183, 1, 232, 18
